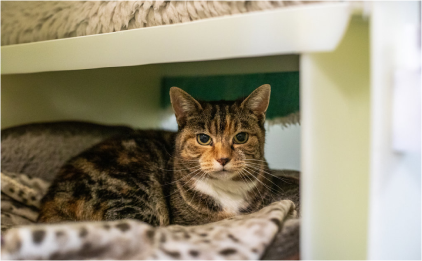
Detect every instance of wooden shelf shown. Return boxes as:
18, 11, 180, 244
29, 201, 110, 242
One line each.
1, 2, 351, 75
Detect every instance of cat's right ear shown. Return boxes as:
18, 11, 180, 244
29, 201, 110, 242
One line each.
170, 87, 203, 126
241, 84, 271, 116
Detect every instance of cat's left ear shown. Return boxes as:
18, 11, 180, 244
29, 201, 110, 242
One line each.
241, 84, 271, 115
170, 87, 203, 126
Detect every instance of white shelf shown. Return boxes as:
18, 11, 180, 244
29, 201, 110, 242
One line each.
1, 2, 351, 75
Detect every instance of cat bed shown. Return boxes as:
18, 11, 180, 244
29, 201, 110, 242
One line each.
2, 204, 297, 259
1, 121, 300, 260
1, 170, 297, 260
1, 1, 317, 46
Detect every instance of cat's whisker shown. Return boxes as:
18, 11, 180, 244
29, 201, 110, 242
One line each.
245, 163, 292, 184
163, 169, 205, 199
245, 164, 277, 179
242, 167, 273, 193
187, 171, 207, 208
243, 162, 266, 172
177, 171, 207, 202
181, 168, 208, 186
238, 170, 264, 204
244, 162, 264, 165
244, 159, 267, 162
243, 164, 281, 181
244, 168, 270, 189
244, 162, 273, 173
161, 167, 203, 186
239, 172, 264, 212
244, 165, 285, 192
184, 160, 201, 162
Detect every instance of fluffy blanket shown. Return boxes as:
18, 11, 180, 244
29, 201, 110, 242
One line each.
1, 172, 49, 232
2, 1, 315, 46
1, 171, 298, 260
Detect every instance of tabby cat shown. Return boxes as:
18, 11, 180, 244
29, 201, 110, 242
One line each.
38, 84, 293, 226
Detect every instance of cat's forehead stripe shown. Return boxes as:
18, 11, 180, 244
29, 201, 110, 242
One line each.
210, 104, 232, 136
220, 105, 227, 132
214, 105, 220, 133
224, 113, 231, 136
187, 101, 259, 136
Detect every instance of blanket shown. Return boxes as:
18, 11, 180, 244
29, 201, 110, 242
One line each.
1, 172, 49, 233
1, 171, 299, 260
2, 1, 318, 46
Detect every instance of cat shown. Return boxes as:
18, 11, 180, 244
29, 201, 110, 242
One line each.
38, 84, 298, 226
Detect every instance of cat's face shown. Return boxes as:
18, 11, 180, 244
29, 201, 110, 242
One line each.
170, 85, 270, 180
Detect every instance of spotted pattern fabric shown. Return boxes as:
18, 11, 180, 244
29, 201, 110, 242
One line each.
1, 200, 296, 260
1, 172, 49, 233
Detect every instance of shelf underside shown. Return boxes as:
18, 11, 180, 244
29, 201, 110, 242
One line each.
1, 2, 351, 75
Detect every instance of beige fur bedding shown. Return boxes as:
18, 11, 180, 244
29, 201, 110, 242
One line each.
1, 1, 315, 46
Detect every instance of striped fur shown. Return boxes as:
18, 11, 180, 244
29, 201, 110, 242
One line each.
38, 85, 276, 226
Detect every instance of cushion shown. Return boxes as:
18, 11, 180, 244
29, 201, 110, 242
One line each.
1, 1, 312, 46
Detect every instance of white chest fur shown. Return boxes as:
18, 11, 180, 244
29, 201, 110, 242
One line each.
194, 178, 257, 214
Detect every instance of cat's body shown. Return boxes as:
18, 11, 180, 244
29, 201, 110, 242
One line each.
38, 85, 298, 226
38, 130, 176, 225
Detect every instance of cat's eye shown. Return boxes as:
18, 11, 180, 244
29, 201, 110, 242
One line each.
197, 134, 212, 145
234, 132, 248, 144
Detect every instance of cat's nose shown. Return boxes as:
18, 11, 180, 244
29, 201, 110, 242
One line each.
216, 158, 230, 166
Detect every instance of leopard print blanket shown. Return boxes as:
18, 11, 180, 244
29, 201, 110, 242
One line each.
1, 171, 297, 260
1, 172, 49, 231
